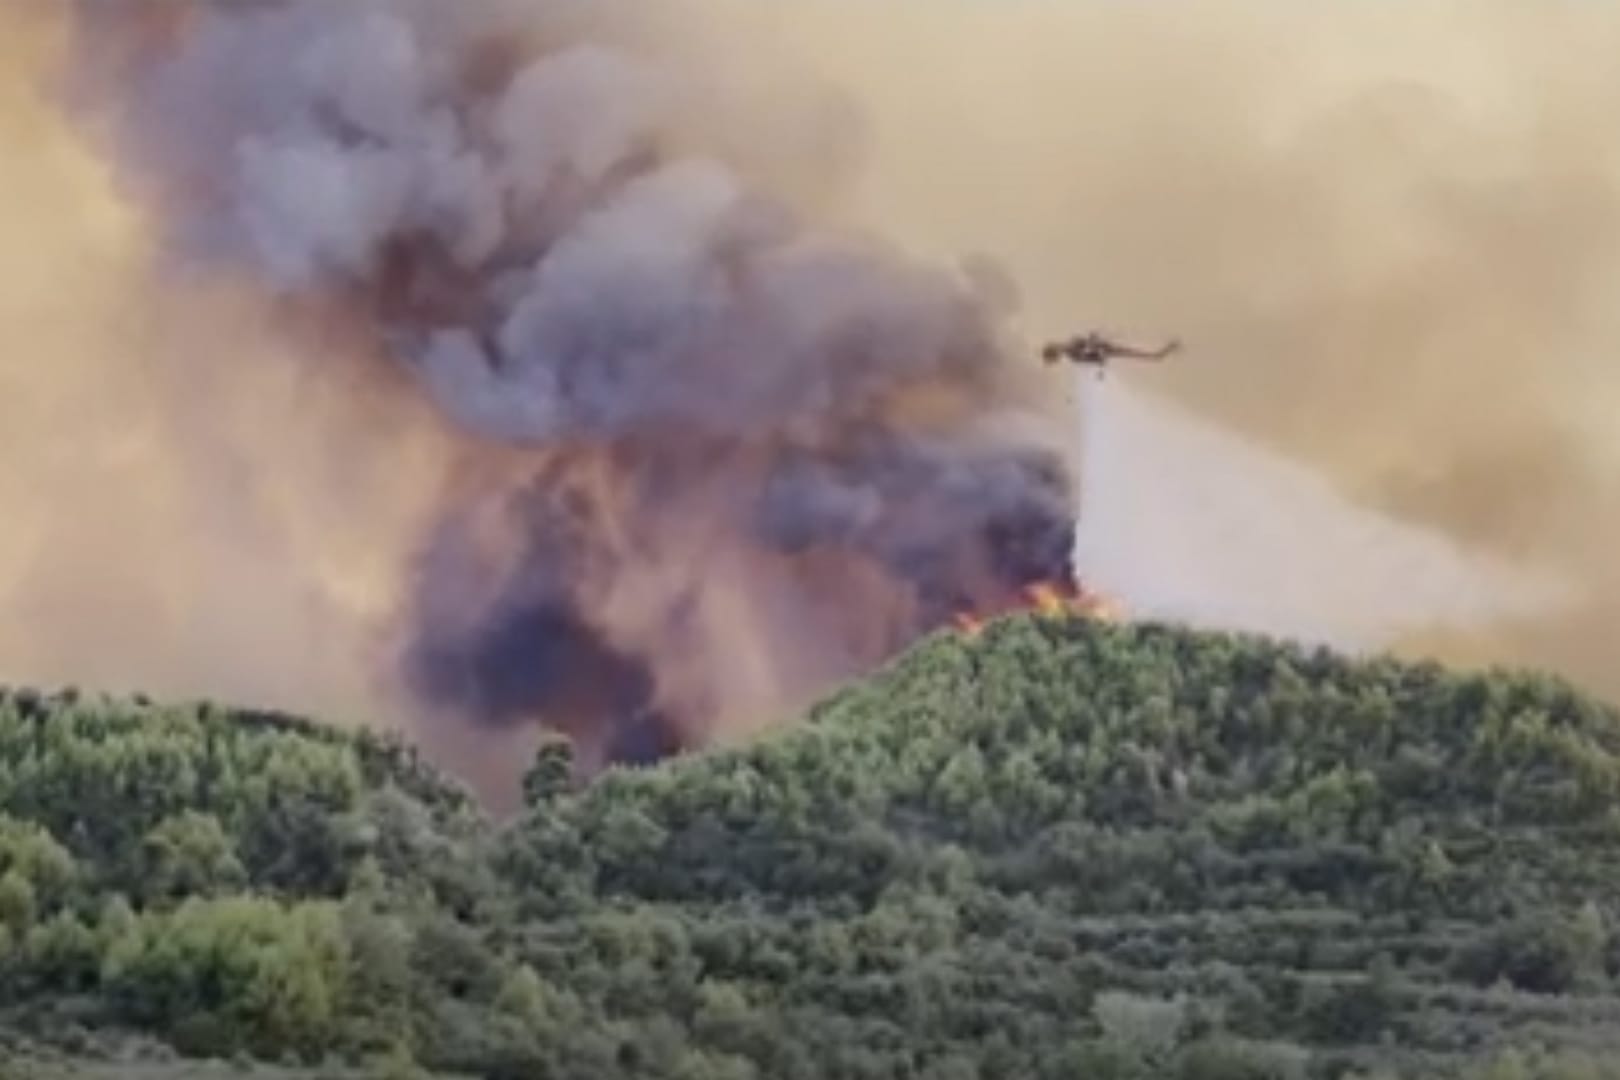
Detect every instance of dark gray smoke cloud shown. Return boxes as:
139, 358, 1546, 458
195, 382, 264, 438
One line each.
70, 0, 1006, 443
61, 0, 1077, 787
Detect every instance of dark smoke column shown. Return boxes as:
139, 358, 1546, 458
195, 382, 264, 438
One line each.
62, 0, 1080, 781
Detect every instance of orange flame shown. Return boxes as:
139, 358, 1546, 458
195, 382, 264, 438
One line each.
951, 578, 1123, 638
953, 611, 986, 636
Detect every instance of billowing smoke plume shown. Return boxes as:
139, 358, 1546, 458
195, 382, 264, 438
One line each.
58, 0, 1077, 782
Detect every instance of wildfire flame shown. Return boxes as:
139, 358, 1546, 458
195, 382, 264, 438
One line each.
952, 578, 1123, 638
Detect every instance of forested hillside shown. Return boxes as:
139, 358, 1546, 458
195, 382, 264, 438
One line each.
5, 615, 1620, 1079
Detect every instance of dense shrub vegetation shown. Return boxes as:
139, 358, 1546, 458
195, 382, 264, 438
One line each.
5, 615, 1620, 1078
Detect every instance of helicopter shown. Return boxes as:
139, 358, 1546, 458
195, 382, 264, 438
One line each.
1041, 331, 1182, 377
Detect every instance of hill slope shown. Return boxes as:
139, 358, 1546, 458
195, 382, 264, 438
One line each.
6, 617, 1620, 1079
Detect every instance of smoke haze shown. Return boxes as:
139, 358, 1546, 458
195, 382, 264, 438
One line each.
768, 0, 1618, 694
0, 9, 453, 727
0, 0, 1615, 804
